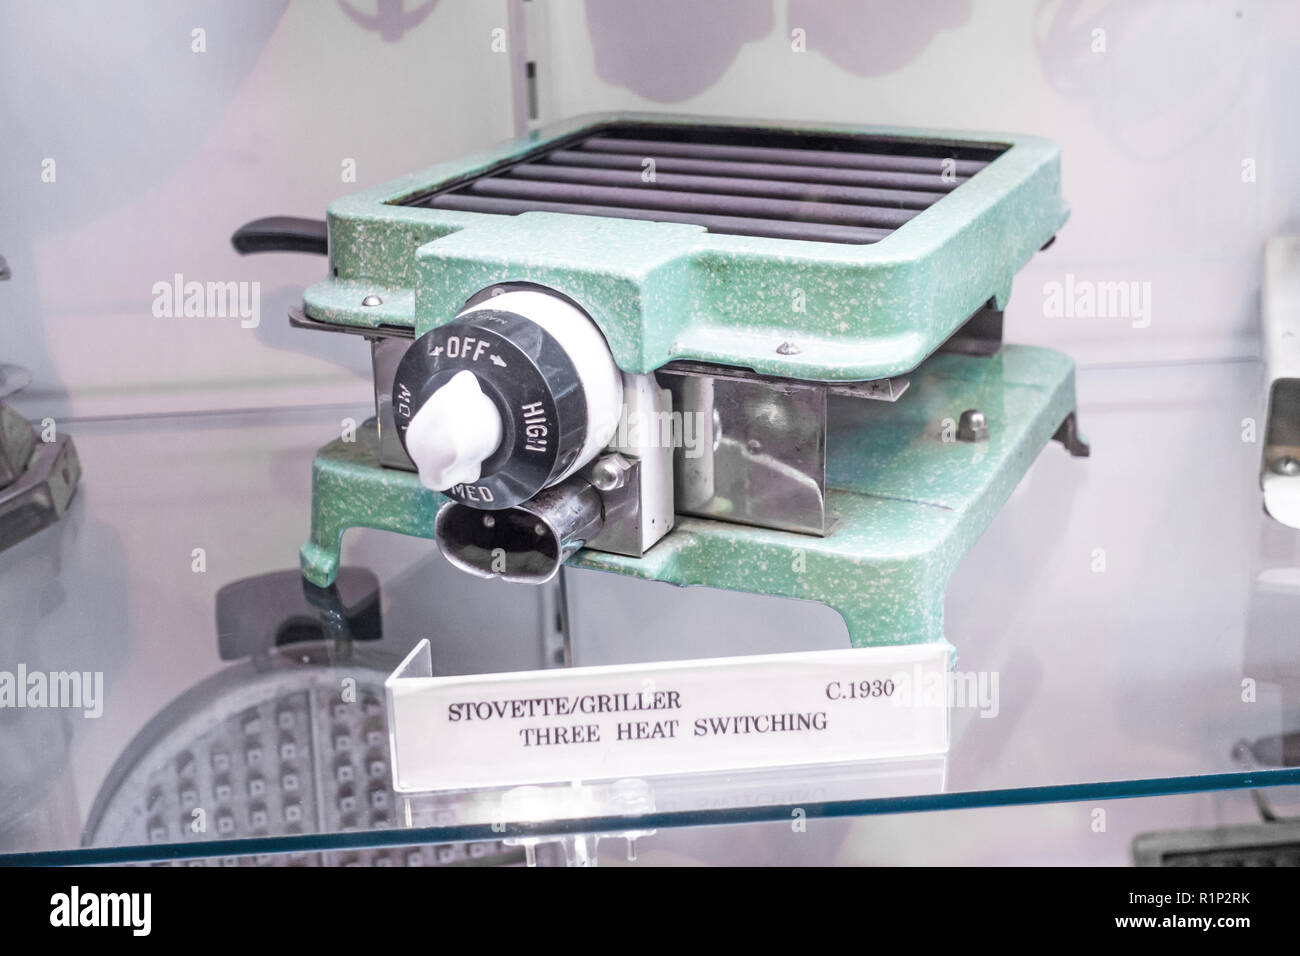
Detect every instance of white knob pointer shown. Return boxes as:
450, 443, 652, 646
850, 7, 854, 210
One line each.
405, 369, 503, 491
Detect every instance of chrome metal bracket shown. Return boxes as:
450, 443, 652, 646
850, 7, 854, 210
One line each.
1262, 237, 1300, 528
655, 362, 908, 537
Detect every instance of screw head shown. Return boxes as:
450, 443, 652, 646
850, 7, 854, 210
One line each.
590, 454, 629, 492
1271, 456, 1300, 476
361, 294, 383, 307
957, 408, 989, 442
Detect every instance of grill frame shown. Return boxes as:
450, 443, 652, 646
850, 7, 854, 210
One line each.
305, 112, 1068, 383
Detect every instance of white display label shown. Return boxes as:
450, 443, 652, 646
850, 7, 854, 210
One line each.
386, 640, 950, 792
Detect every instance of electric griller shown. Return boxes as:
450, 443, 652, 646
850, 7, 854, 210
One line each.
234, 113, 1088, 652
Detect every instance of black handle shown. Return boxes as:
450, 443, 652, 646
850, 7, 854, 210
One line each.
231, 216, 328, 256
215, 567, 381, 662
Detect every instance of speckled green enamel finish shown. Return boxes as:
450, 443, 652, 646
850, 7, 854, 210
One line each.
301, 345, 1081, 649
303, 113, 1067, 382
300, 427, 445, 589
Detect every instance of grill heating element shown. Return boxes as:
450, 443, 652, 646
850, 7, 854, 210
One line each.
403, 124, 1006, 244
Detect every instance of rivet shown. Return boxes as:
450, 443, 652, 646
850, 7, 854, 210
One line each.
361, 294, 383, 307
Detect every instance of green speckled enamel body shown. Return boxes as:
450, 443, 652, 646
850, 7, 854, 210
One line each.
302, 346, 1081, 650
303, 113, 1067, 382
300, 114, 1082, 649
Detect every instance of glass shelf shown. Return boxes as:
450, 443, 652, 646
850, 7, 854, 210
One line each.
3, 357, 1299, 866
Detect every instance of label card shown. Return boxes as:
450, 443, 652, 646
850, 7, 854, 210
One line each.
386, 640, 950, 792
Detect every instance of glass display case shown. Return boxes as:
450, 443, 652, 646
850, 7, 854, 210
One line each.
3, 355, 1297, 866
5, 0, 1300, 872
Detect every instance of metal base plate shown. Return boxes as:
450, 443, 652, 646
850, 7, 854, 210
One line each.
301, 345, 1085, 649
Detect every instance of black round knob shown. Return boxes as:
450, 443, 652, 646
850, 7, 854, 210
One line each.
392, 309, 589, 508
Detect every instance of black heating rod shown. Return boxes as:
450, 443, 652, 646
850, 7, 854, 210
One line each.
429, 193, 890, 243
464, 177, 918, 228
580, 135, 992, 176
542, 149, 965, 193
507, 163, 945, 210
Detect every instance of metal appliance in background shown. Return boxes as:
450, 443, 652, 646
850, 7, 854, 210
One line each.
234, 113, 1088, 651
0, 378, 80, 553
1132, 735, 1300, 867
84, 569, 520, 866
1262, 236, 1300, 529
0, 253, 81, 552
